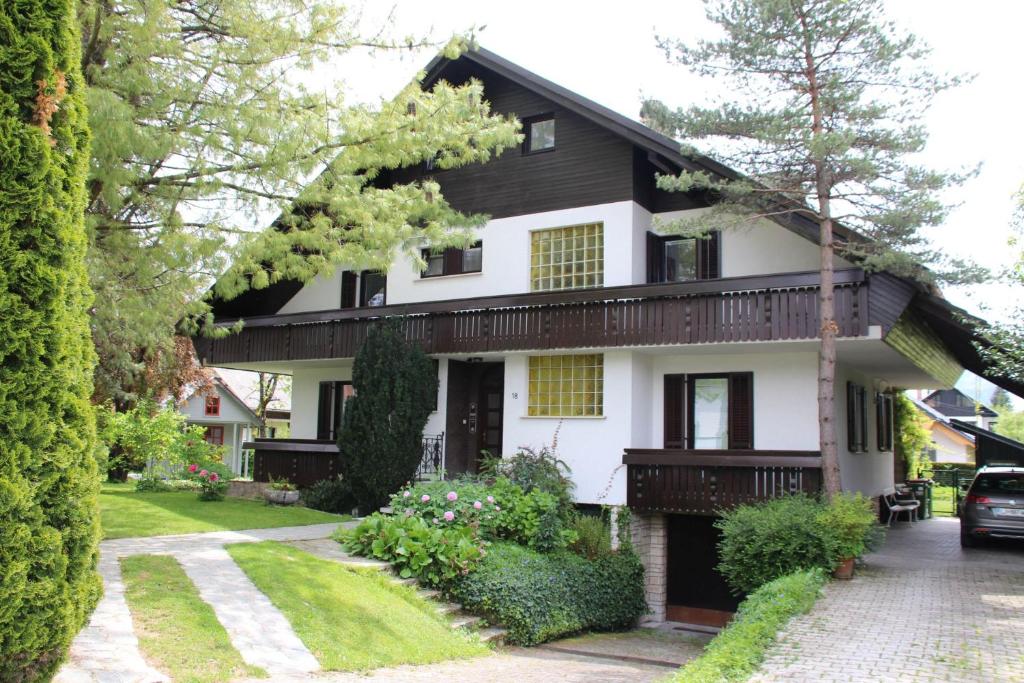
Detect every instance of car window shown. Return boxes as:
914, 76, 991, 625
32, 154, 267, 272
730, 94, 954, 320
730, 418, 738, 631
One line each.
974, 474, 1024, 494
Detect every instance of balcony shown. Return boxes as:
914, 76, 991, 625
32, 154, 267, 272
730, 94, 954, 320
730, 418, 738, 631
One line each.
624, 449, 823, 514
195, 268, 868, 365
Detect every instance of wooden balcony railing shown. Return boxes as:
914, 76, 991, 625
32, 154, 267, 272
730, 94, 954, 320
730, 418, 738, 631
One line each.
195, 269, 868, 365
244, 438, 340, 488
624, 449, 823, 514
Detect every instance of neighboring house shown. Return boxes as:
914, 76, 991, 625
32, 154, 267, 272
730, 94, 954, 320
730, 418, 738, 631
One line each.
263, 408, 291, 438
179, 377, 259, 476
922, 388, 999, 431
193, 48, 1023, 626
913, 398, 975, 465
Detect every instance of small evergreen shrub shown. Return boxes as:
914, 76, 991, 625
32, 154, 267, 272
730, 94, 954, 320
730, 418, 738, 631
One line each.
669, 569, 826, 683
569, 514, 611, 559
816, 493, 878, 560
716, 495, 837, 594
338, 513, 485, 586
448, 542, 646, 645
302, 477, 355, 514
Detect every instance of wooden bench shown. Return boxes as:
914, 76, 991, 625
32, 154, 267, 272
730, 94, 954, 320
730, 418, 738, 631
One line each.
882, 487, 920, 526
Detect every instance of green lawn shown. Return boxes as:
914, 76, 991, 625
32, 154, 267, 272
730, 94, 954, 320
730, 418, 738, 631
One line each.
122, 554, 266, 682
100, 482, 347, 539
932, 484, 957, 516
227, 541, 488, 671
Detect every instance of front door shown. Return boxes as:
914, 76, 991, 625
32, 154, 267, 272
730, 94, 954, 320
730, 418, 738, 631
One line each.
666, 514, 742, 627
445, 361, 504, 475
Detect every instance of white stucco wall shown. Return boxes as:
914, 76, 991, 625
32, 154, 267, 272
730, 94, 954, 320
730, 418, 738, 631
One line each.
290, 363, 353, 438
278, 270, 344, 314
835, 364, 896, 496
929, 427, 974, 464
180, 386, 255, 425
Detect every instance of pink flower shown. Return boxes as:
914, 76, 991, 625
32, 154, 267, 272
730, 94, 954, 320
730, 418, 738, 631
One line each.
443, 511, 455, 522
188, 464, 198, 473
494, 505, 501, 512
486, 495, 495, 504
209, 473, 219, 482
421, 494, 430, 503
199, 469, 208, 477
403, 491, 411, 498
447, 491, 458, 502
473, 501, 482, 510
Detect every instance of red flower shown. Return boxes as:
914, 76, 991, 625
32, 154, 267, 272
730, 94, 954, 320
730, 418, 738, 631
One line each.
209, 473, 219, 483
188, 464, 198, 473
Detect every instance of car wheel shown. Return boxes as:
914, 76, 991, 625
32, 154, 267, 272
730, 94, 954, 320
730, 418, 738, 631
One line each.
960, 528, 978, 548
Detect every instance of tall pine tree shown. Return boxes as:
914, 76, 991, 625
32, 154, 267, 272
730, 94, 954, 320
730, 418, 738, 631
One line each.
0, 0, 101, 679
642, 0, 977, 494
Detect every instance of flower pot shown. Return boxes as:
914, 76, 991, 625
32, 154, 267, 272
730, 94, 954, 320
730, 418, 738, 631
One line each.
264, 489, 300, 505
833, 557, 855, 580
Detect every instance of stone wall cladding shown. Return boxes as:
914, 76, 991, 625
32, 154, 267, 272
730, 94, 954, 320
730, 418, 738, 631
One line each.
631, 512, 667, 622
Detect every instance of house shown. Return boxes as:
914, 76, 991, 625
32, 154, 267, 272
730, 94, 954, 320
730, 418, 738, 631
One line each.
192, 47, 1023, 626
912, 399, 975, 465
179, 376, 259, 476
921, 388, 998, 431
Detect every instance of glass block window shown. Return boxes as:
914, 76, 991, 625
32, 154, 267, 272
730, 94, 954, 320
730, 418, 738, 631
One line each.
528, 354, 604, 417
530, 223, 604, 292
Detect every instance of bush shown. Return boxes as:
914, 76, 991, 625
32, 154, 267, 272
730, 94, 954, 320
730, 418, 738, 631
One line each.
339, 321, 438, 512
816, 493, 877, 560
391, 478, 503, 537
135, 476, 172, 493
492, 479, 577, 552
448, 542, 646, 645
482, 440, 575, 512
669, 569, 826, 683
339, 513, 485, 587
0, 3, 102, 678
570, 514, 611, 559
184, 462, 230, 501
716, 495, 838, 594
302, 477, 355, 514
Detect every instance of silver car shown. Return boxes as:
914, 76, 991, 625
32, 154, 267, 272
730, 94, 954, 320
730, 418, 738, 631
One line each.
960, 466, 1024, 547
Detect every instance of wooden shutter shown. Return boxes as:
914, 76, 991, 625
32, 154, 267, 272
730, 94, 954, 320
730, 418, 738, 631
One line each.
340, 271, 357, 309
443, 247, 464, 276
728, 372, 754, 449
847, 382, 858, 451
647, 232, 665, 283
316, 382, 333, 440
663, 374, 685, 448
697, 231, 721, 280
876, 393, 893, 451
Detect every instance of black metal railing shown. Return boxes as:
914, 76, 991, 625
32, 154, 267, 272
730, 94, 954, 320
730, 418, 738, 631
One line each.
418, 433, 445, 480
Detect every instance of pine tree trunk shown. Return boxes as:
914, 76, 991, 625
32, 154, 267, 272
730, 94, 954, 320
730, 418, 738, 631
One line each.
818, 214, 842, 496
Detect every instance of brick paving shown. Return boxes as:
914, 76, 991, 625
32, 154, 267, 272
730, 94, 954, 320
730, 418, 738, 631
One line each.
752, 517, 1024, 683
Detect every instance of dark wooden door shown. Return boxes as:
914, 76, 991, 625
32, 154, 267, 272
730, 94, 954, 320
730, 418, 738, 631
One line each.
477, 364, 504, 464
666, 515, 742, 627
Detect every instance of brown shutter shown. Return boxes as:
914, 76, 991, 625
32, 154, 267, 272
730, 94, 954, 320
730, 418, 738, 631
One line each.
663, 374, 685, 448
647, 232, 664, 283
316, 382, 333, 440
340, 271, 357, 308
443, 247, 463, 275
728, 372, 754, 449
698, 231, 721, 280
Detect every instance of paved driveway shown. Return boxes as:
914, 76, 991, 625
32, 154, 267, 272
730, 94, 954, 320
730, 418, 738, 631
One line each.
752, 516, 1024, 683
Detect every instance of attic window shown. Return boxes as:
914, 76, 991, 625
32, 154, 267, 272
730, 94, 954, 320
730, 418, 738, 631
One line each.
524, 115, 555, 154
205, 395, 220, 417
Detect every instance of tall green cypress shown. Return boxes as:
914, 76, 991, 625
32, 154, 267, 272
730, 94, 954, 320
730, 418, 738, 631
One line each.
0, 1, 102, 680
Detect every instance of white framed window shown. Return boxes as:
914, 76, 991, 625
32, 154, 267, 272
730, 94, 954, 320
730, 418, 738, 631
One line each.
530, 223, 604, 292
528, 354, 604, 417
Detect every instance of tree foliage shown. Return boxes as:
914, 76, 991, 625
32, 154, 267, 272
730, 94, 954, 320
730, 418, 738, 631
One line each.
338, 321, 438, 511
642, 0, 974, 493
979, 186, 1024, 384
894, 392, 930, 479
0, 1, 101, 679
78, 0, 521, 404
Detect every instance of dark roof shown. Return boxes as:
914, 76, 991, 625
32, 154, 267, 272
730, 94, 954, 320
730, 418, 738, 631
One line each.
924, 388, 999, 418
950, 419, 1024, 468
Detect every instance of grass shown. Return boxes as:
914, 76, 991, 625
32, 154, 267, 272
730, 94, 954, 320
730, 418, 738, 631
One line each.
932, 484, 957, 516
227, 541, 488, 671
121, 554, 266, 682
667, 568, 827, 683
100, 482, 348, 539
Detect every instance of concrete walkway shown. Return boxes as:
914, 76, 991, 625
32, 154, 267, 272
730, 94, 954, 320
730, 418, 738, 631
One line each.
55, 522, 351, 683
752, 517, 1024, 683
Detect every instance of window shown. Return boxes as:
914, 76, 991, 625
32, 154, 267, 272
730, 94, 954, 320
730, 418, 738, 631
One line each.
530, 223, 603, 292
847, 382, 868, 452
646, 231, 721, 282
317, 381, 354, 440
421, 242, 483, 278
359, 271, 387, 308
523, 115, 555, 153
204, 395, 220, 416
664, 373, 753, 450
528, 354, 603, 417
876, 392, 894, 452
204, 425, 224, 445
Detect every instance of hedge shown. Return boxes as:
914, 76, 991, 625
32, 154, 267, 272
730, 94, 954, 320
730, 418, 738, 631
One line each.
669, 569, 827, 683
447, 542, 646, 645
0, 1, 102, 680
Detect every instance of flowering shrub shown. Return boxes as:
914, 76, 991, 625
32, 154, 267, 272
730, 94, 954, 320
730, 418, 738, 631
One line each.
338, 513, 486, 587
185, 462, 229, 501
390, 479, 503, 537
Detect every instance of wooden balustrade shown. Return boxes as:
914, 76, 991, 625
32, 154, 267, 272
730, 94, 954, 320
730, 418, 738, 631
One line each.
246, 438, 340, 488
195, 269, 868, 365
624, 449, 823, 514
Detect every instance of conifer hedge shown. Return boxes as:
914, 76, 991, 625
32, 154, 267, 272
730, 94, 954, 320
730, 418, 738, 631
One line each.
0, 2, 102, 680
